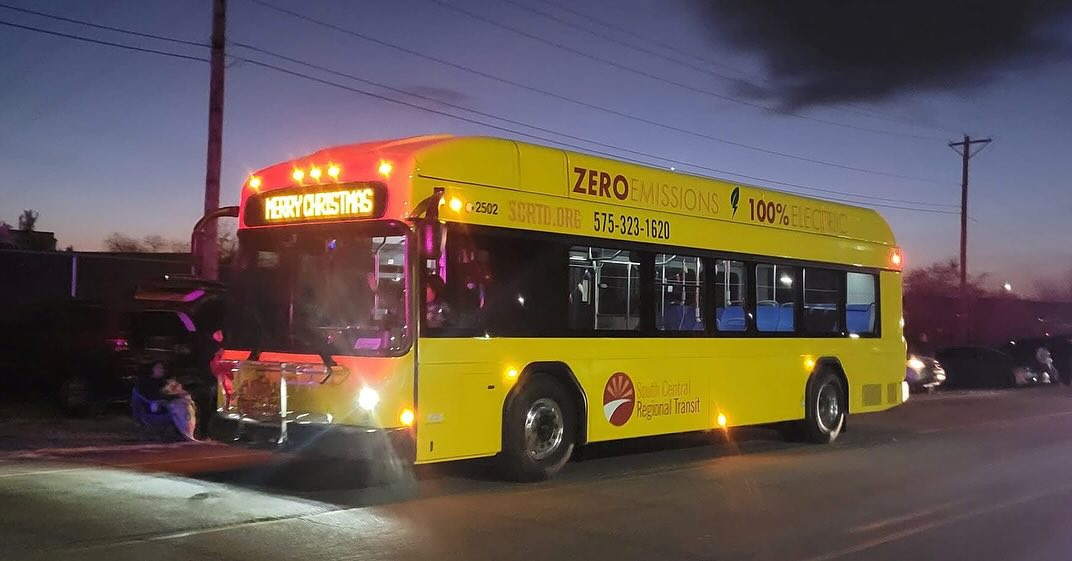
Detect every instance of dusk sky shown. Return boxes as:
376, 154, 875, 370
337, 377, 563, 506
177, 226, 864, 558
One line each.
1, 0, 1070, 293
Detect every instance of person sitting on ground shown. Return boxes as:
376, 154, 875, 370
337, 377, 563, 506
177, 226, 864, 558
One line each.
136, 360, 198, 441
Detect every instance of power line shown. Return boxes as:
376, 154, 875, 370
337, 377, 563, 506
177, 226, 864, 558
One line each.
532, 0, 962, 137
0, 20, 208, 62
233, 42, 958, 210
0, 2, 206, 48
425, 0, 945, 142
236, 55, 959, 215
0, 14, 959, 215
240, 0, 954, 186
503, 0, 962, 151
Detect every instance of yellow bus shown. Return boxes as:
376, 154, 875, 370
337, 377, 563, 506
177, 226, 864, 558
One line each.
212, 135, 906, 480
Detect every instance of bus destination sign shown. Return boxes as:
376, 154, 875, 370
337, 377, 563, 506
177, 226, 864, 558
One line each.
245, 182, 387, 226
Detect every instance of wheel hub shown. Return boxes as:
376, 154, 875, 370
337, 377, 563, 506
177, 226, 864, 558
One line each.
816, 382, 841, 433
524, 398, 564, 461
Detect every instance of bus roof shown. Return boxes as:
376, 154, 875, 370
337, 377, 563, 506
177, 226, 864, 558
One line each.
243, 135, 898, 256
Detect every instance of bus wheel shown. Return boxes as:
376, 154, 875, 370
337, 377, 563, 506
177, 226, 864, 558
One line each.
501, 376, 575, 482
801, 370, 846, 444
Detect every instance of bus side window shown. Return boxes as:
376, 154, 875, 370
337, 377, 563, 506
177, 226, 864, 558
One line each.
756, 263, 796, 333
568, 246, 640, 331
846, 272, 877, 335
714, 259, 747, 332
802, 268, 842, 334
655, 254, 704, 332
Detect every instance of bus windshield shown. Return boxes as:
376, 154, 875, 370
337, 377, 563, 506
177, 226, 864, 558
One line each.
225, 223, 410, 357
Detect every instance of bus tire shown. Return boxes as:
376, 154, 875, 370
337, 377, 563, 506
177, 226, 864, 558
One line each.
800, 369, 846, 444
500, 375, 576, 482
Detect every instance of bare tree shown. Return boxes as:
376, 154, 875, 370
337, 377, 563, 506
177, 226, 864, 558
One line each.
103, 233, 146, 252
17, 209, 38, 231
904, 258, 992, 299
142, 235, 169, 252
1034, 269, 1072, 302
104, 233, 190, 253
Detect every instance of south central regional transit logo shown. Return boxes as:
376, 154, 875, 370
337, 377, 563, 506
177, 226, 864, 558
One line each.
602, 372, 635, 426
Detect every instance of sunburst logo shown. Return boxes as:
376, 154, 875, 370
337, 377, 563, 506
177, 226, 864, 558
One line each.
602, 372, 635, 426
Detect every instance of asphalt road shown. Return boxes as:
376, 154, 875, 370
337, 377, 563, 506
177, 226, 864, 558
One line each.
4, 387, 1072, 561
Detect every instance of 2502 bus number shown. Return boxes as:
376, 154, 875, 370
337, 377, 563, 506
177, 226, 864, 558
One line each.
593, 211, 671, 240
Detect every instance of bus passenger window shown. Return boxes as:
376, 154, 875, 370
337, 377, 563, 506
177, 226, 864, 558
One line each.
803, 268, 841, 334
714, 260, 746, 332
568, 246, 640, 331
655, 254, 704, 332
756, 264, 796, 333
846, 272, 877, 335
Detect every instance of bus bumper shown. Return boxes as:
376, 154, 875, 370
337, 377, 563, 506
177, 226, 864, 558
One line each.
210, 414, 416, 463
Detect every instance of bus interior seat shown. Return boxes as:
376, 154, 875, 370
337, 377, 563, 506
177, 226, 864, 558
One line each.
846, 303, 875, 334
717, 306, 746, 331
662, 304, 702, 331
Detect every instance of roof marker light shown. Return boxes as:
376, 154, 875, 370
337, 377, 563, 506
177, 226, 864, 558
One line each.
248, 175, 262, 190
327, 164, 341, 179
292, 168, 305, 183
378, 160, 393, 178
309, 166, 322, 180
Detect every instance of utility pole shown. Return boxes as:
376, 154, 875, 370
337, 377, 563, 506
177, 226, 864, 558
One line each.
201, 0, 227, 280
948, 134, 991, 341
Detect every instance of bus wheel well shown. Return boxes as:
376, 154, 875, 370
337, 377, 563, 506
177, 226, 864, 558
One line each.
504, 362, 588, 446
812, 358, 849, 416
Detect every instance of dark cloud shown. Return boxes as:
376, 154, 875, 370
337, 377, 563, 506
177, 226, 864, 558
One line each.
693, 0, 1072, 109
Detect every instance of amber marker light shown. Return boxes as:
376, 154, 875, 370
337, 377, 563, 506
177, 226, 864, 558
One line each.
804, 355, 816, 371
248, 175, 262, 190
378, 160, 393, 177
327, 164, 341, 179
309, 166, 322, 181
292, 168, 305, 183
506, 367, 518, 379
889, 247, 904, 270
400, 409, 415, 427
717, 413, 727, 428
449, 197, 463, 212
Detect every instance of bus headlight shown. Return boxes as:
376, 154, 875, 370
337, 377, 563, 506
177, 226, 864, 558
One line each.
357, 387, 380, 411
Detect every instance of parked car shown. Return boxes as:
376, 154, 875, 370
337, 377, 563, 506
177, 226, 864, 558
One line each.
905, 354, 945, 393
0, 300, 135, 414
936, 346, 1043, 389
1004, 336, 1072, 385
